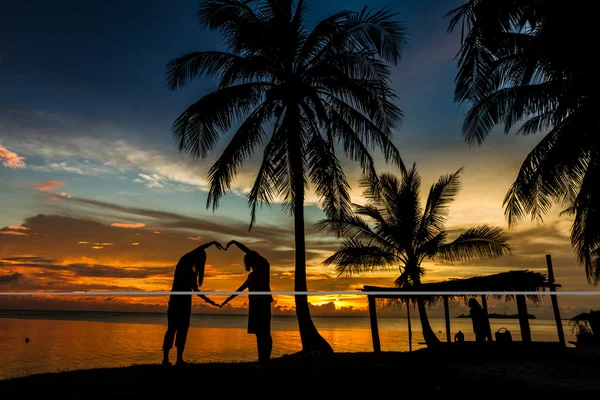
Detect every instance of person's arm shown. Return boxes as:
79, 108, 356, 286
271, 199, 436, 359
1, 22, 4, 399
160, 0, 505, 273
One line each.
225, 240, 251, 253
220, 279, 250, 308
189, 241, 224, 256
198, 294, 219, 307
191, 278, 218, 307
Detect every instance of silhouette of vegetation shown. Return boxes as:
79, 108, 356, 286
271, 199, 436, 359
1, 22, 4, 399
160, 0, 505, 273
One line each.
570, 309, 600, 345
446, 0, 600, 284
165, 0, 407, 353
319, 165, 512, 346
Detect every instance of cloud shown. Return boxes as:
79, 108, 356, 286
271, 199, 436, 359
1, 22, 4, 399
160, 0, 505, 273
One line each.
7, 225, 29, 231
136, 173, 166, 189
0, 143, 26, 168
0, 272, 25, 284
111, 222, 146, 228
0, 231, 28, 236
33, 179, 66, 191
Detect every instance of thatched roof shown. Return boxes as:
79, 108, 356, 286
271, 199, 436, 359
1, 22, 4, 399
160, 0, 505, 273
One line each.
361, 270, 551, 305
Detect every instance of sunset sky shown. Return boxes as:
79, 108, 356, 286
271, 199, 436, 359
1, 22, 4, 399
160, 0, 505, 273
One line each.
1, 0, 598, 318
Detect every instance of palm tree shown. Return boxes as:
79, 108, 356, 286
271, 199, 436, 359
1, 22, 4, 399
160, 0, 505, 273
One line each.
317, 165, 512, 346
165, 0, 407, 353
445, 1, 600, 284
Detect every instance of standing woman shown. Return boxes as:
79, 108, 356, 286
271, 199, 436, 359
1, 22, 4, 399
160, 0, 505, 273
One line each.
220, 240, 273, 365
162, 241, 222, 366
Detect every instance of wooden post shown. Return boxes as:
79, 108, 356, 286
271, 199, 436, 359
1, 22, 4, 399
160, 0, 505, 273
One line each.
516, 295, 532, 343
368, 295, 381, 353
407, 300, 412, 352
480, 295, 493, 341
443, 295, 451, 343
546, 254, 566, 347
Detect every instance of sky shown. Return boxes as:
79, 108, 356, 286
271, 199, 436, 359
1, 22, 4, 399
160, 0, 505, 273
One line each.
0, 0, 598, 318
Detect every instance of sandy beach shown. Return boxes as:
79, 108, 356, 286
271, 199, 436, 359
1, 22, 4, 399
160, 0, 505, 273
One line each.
2, 346, 599, 399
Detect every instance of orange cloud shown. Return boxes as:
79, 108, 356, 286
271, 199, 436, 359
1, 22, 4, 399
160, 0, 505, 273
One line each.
94, 242, 113, 246
77, 241, 89, 244
153, 231, 161, 234
7, 225, 29, 231
111, 223, 146, 228
91, 246, 103, 249
187, 236, 203, 241
131, 242, 139, 246
0, 143, 26, 168
33, 179, 65, 191
0, 231, 28, 236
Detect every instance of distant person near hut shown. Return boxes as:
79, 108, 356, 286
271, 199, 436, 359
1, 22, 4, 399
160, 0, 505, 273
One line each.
454, 330, 464, 342
468, 298, 489, 343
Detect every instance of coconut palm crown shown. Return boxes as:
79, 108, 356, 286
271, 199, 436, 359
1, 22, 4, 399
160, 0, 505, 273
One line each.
318, 165, 513, 345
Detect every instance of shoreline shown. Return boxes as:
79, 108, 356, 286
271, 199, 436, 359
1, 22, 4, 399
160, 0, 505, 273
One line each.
1, 349, 599, 398
0, 309, 574, 320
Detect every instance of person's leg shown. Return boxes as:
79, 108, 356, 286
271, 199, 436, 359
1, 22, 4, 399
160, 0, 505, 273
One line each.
174, 322, 190, 364
256, 333, 272, 364
162, 323, 176, 365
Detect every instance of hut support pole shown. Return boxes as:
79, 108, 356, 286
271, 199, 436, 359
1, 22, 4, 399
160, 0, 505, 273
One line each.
443, 296, 451, 342
407, 301, 412, 352
516, 295, 532, 343
368, 295, 381, 353
546, 254, 566, 347
480, 295, 493, 341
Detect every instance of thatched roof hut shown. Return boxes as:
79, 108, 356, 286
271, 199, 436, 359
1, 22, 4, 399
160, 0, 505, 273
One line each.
359, 269, 562, 352
361, 270, 549, 306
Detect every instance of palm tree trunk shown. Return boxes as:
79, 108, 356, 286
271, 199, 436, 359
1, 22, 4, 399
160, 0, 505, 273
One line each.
416, 297, 440, 347
289, 117, 333, 354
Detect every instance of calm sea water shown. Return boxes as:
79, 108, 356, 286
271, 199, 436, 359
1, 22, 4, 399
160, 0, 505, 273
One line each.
0, 310, 575, 380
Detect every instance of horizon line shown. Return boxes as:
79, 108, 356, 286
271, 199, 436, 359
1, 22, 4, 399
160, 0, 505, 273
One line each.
1, 291, 599, 296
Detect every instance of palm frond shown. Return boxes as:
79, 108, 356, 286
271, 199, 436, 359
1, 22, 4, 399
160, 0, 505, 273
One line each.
343, 6, 407, 65
436, 224, 512, 263
418, 167, 463, 245
306, 133, 352, 224
206, 99, 274, 210
165, 51, 241, 91
172, 82, 271, 160
322, 238, 400, 277
503, 112, 591, 227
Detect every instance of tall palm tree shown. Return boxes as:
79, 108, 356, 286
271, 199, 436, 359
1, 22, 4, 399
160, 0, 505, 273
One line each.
165, 0, 407, 353
446, 0, 600, 284
317, 165, 512, 346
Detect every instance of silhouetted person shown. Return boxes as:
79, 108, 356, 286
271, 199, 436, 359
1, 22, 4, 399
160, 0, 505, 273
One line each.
454, 330, 464, 342
468, 298, 488, 343
162, 241, 222, 366
220, 240, 273, 365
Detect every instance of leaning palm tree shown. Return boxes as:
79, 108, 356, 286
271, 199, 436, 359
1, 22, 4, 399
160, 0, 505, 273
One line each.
446, 0, 600, 284
318, 165, 512, 346
165, 0, 407, 353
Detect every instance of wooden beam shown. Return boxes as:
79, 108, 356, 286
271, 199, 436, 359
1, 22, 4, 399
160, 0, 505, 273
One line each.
443, 296, 451, 343
515, 295, 532, 343
367, 295, 381, 353
407, 302, 412, 352
480, 295, 493, 341
546, 254, 566, 347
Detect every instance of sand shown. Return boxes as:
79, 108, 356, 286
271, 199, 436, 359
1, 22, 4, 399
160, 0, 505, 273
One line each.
1, 345, 599, 399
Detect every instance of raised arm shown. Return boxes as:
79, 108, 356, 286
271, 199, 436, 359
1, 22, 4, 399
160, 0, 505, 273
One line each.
225, 240, 251, 253
220, 278, 250, 308
189, 241, 224, 256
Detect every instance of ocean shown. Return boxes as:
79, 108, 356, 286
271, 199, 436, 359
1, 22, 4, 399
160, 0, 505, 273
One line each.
0, 310, 575, 380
